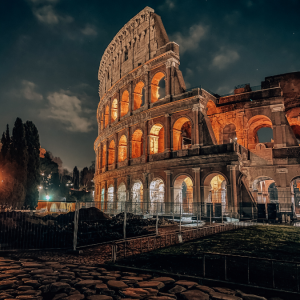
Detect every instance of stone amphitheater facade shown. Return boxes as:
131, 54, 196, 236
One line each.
94, 7, 300, 219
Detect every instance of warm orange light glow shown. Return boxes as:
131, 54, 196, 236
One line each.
131, 129, 143, 158
151, 72, 165, 103
118, 135, 127, 162
111, 99, 118, 122
173, 117, 191, 151
149, 124, 164, 154
105, 105, 109, 128
121, 90, 129, 117
108, 140, 115, 165
133, 82, 144, 110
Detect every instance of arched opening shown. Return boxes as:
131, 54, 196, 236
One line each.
173, 117, 192, 151
117, 182, 126, 211
204, 173, 227, 217
151, 72, 165, 103
174, 175, 193, 214
101, 112, 104, 130
105, 105, 109, 128
108, 185, 114, 204
149, 124, 164, 154
133, 82, 145, 110
247, 115, 273, 149
124, 48, 128, 61
131, 129, 143, 158
101, 187, 105, 210
111, 99, 118, 122
131, 180, 143, 212
252, 176, 277, 204
223, 124, 236, 143
150, 178, 165, 213
291, 125, 300, 145
102, 144, 106, 168
108, 140, 115, 165
118, 135, 127, 162
121, 90, 129, 117
291, 177, 300, 215
257, 127, 273, 143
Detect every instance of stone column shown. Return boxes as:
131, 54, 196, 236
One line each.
143, 172, 149, 211
270, 104, 286, 148
99, 143, 103, 173
192, 168, 201, 204
144, 120, 148, 162
229, 165, 238, 213
126, 175, 131, 203
114, 133, 118, 167
164, 170, 173, 213
144, 66, 150, 108
113, 177, 118, 210
128, 81, 133, 116
165, 61, 171, 97
105, 139, 109, 171
126, 127, 130, 165
103, 180, 107, 211
108, 98, 112, 126
165, 114, 171, 152
117, 92, 121, 122
192, 104, 200, 147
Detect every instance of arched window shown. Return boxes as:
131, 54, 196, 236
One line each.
173, 175, 193, 213
111, 99, 118, 122
133, 82, 145, 110
223, 124, 236, 143
121, 90, 129, 117
131, 129, 143, 158
104, 105, 109, 128
108, 140, 115, 165
124, 49, 128, 61
149, 124, 164, 154
151, 72, 165, 103
118, 135, 127, 162
173, 117, 192, 151
102, 144, 106, 167
150, 178, 165, 204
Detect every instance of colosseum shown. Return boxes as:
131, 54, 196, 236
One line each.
94, 6, 300, 220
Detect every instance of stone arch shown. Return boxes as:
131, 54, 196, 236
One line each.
206, 100, 218, 116
121, 90, 129, 117
105, 105, 109, 128
133, 81, 145, 110
131, 129, 143, 158
108, 184, 114, 205
149, 124, 165, 154
223, 123, 237, 143
151, 72, 165, 103
108, 140, 115, 165
111, 99, 118, 122
102, 144, 106, 167
173, 174, 194, 214
117, 182, 126, 211
131, 180, 143, 211
172, 117, 192, 151
118, 135, 127, 162
251, 176, 277, 204
149, 178, 165, 204
291, 125, 300, 145
247, 115, 273, 149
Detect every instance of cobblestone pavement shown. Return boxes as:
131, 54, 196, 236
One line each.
0, 256, 282, 300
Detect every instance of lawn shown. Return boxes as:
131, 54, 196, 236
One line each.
116, 225, 300, 291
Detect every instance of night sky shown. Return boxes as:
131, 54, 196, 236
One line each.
0, 0, 299, 171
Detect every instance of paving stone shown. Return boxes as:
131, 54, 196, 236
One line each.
213, 287, 236, 295
158, 292, 177, 299
151, 277, 175, 284
122, 276, 144, 281
21, 263, 44, 268
75, 280, 103, 288
137, 281, 165, 290
83, 288, 97, 296
64, 295, 85, 300
121, 287, 150, 298
210, 292, 242, 300
50, 282, 71, 293
175, 280, 198, 289
17, 290, 42, 296
144, 288, 159, 295
0, 280, 15, 290
168, 285, 186, 294
235, 291, 267, 300
53, 293, 68, 300
0, 294, 13, 300
180, 289, 209, 300
17, 286, 34, 291
95, 283, 108, 292
147, 297, 176, 300
107, 280, 128, 290
195, 285, 214, 294
97, 275, 117, 281
86, 296, 113, 300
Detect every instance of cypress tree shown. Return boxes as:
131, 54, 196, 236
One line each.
0, 124, 10, 162
24, 121, 40, 209
73, 166, 79, 190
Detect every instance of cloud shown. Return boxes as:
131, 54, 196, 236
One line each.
171, 24, 208, 54
158, 0, 176, 10
41, 90, 94, 133
81, 24, 97, 36
21, 80, 43, 101
215, 85, 234, 95
211, 48, 240, 70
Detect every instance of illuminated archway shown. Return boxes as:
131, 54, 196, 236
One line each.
173, 175, 193, 213
151, 72, 165, 103
252, 176, 277, 204
150, 178, 165, 213
121, 90, 129, 117
108, 185, 114, 206
105, 105, 109, 128
117, 182, 126, 211
173, 117, 192, 151
223, 124, 236, 143
111, 99, 118, 122
247, 115, 273, 149
133, 82, 145, 110
131, 180, 143, 212
149, 124, 164, 154
101, 187, 105, 209
118, 135, 127, 162
102, 144, 106, 167
108, 140, 115, 165
131, 129, 143, 158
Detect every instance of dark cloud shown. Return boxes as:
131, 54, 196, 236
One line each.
0, 0, 299, 170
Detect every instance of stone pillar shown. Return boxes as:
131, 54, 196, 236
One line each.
103, 180, 107, 211
270, 104, 286, 148
193, 168, 201, 204
143, 172, 149, 211
144, 66, 150, 108
229, 165, 238, 213
114, 133, 118, 167
128, 81, 133, 116
165, 114, 171, 152
126, 127, 130, 165
164, 170, 173, 213
126, 175, 131, 203
99, 143, 103, 173
144, 120, 148, 162
165, 61, 171, 97
192, 104, 200, 147
108, 98, 112, 126
113, 177, 118, 210
117, 92, 120, 122
105, 139, 109, 171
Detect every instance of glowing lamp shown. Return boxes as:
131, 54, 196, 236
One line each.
46, 195, 50, 201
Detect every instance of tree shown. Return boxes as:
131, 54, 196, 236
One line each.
72, 166, 79, 190
24, 121, 40, 209
80, 167, 89, 187
0, 124, 10, 162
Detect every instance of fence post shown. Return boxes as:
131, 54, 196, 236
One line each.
112, 244, 117, 263
73, 200, 79, 251
156, 202, 159, 236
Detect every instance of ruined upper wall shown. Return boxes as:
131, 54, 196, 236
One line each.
98, 7, 171, 99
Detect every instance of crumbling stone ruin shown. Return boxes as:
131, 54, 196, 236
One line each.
94, 6, 300, 220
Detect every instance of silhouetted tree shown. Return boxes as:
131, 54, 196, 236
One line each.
73, 166, 79, 189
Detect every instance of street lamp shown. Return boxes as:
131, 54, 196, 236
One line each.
46, 195, 50, 201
